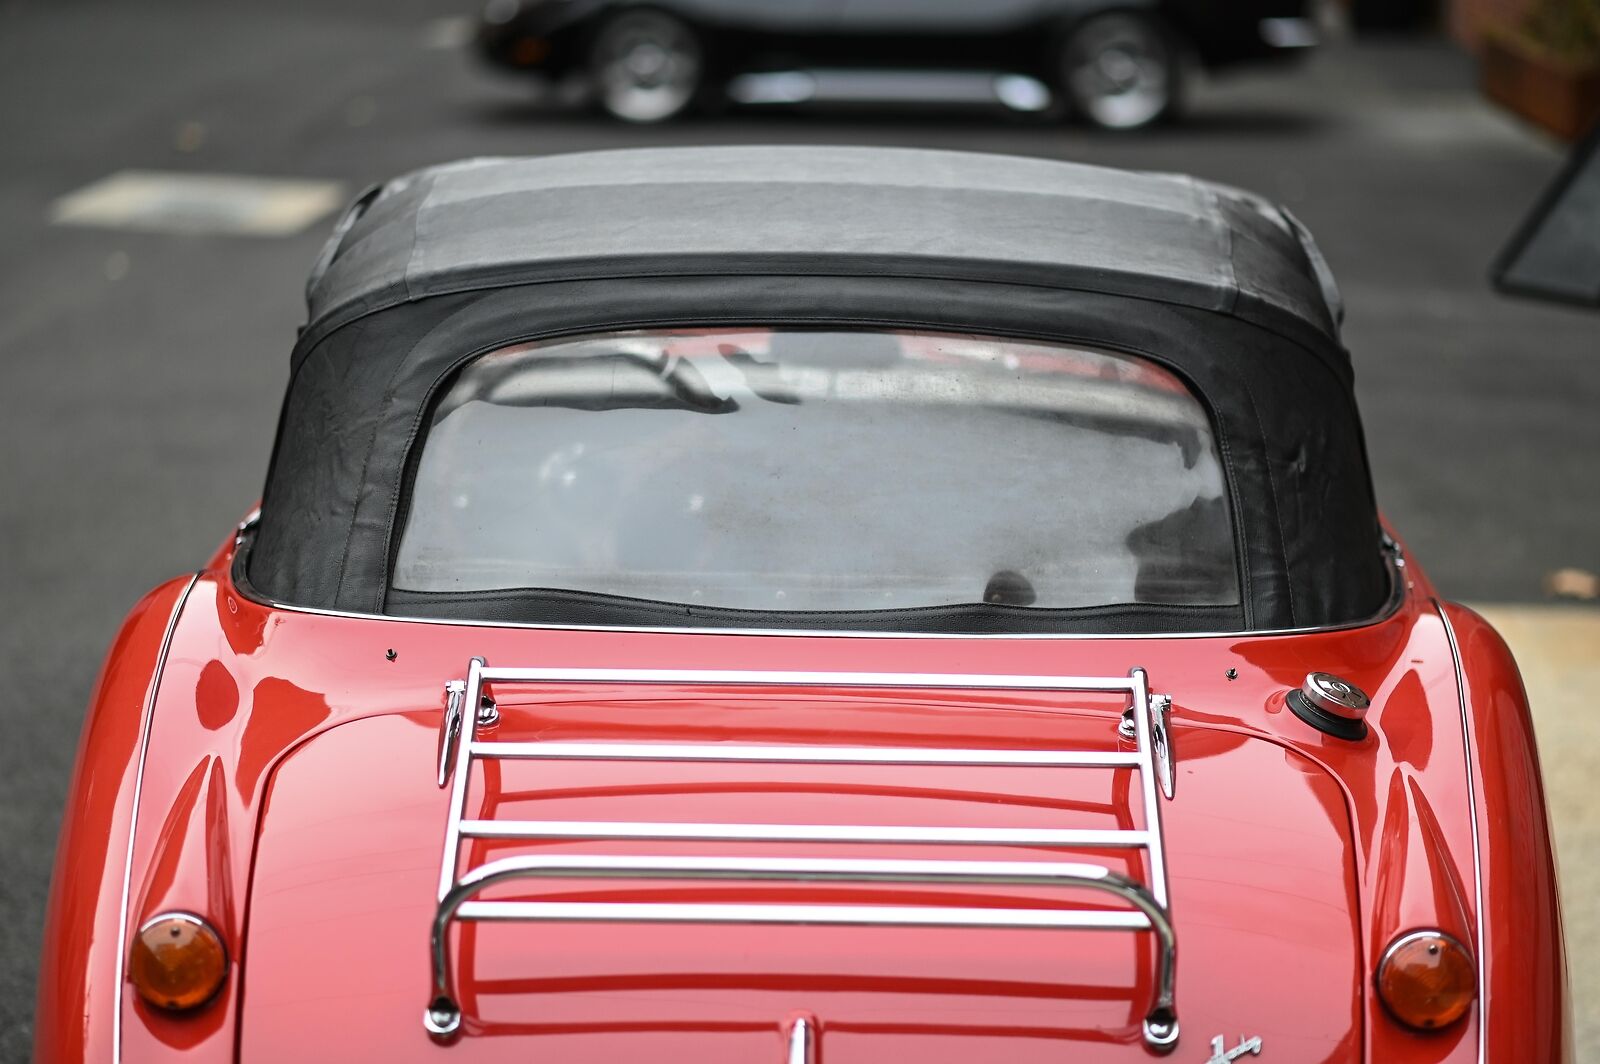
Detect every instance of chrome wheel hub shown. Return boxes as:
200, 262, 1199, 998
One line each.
1066, 15, 1173, 130
593, 13, 700, 123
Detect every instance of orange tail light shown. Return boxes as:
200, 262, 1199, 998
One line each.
129, 913, 228, 1012
1376, 930, 1476, 1031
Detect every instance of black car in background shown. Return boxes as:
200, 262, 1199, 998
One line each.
477, 0, 1318, 129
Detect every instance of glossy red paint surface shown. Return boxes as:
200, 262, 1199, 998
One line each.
32, 530, 1568, 1062
1444, 604, 1572, 1064
245, 693, 1362, 1061
33, 577, 193, 1064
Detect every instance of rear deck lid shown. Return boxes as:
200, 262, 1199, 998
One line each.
239, 672, 1361, 1062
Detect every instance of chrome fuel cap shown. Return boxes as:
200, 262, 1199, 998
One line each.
1289, 673, 1370, 740
1302, 673, 1370, 720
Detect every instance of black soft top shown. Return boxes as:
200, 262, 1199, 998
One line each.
250, 147, 1388, 632
303, 147, 1344, 357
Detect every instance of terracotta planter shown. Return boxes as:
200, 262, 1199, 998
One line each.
1481, 29, 1600, 141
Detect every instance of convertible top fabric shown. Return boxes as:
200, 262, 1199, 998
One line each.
302, 147, 1344, 360
250, 147, 1389, 632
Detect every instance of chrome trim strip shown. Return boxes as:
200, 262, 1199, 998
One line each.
468, 741, 1141, 768
231, 520, 1405, 641
788, 1015, 815, 1064
1435, 601, 1487, 1062
456, 820, 1153, 848
728, 69, 1055, 112
112, 572, 199, 1064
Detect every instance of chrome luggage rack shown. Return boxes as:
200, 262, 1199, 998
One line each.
424, 660, 1180, 1051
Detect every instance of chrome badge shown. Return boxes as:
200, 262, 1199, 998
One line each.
1206, 1035, 1263, 1063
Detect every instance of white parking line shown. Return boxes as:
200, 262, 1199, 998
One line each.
50, 171, 344, 237
422, 16, 474, 50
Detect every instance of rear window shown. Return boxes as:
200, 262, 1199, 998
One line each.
392, 329, 1238, 615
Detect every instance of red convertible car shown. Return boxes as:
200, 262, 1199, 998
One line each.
35, 147, 1569, 1062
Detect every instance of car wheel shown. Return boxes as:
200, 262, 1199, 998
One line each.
589, 10, 703, 123
1059, 12, 1181, 131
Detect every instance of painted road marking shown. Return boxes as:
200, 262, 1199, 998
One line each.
422, 17, 474, 50
1471, 604, 1599, 1063
50, 171, 344, 237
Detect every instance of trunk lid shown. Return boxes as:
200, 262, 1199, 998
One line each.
240, 680, 1361, 1062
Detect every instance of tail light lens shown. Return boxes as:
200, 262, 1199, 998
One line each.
129, 913, 229, 1012
1376, 930, 1475, 1031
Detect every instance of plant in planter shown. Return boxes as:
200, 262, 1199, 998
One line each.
1482, 0, 1600, 141
1524, 0, 1600, 59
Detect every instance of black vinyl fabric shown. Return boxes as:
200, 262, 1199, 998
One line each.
383, 587, 1248, 636
298, 148, 1345, 362
250, 147, 1388, 633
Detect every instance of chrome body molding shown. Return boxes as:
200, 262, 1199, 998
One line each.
425, 660, 1180, 1051
230, 520, 1406, 642
112, 572, 200, 1064
727, 69, 1055, 113
788, 1015, 816, 1064
1435, 601, 1487, 1063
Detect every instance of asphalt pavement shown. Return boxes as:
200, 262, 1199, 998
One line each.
2, 0, 1596, 1059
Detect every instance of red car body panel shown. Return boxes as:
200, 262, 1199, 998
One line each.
33, 530, 1570, 1062
241, 683, 1362, 1061
1445, 604, 1572, 1062
33, 576, 195, 1064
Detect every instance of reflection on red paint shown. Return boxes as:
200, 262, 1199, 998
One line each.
31, 528, 1568, 1063
194, 662, 237, 731
234, 678, 330, 803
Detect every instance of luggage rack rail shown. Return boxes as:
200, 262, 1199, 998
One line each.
425, 660, 1179, 1051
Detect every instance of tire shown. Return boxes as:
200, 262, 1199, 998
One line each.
1059, 12, 1181, 131
588, 9, 703, 124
